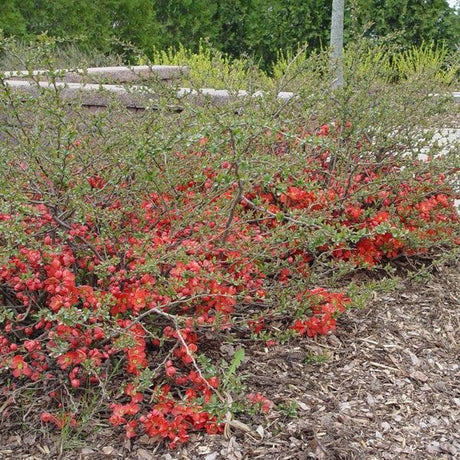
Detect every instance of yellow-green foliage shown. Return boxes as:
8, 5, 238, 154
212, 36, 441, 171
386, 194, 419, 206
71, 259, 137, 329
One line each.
145, 42, 268, 91
1, 37, 456, 91
271, 46, 310, 83
146, 40, 457, 93
343, 40, 394, 84
342, 40, 458, 88
392, 43, 458, 86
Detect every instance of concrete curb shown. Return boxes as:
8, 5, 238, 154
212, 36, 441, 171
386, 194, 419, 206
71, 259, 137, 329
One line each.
3, 65, 189, 84
3, 79, 296, 109
3, 77, 459, 109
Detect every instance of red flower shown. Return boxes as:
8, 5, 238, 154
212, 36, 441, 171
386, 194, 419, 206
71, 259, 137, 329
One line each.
10, 355, 32, 378
87, 175, 106, 189
165, 361, 177, 377
247, 392, 273, 413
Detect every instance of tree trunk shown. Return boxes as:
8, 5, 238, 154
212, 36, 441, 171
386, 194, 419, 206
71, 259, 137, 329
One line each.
330, 0, 345, 88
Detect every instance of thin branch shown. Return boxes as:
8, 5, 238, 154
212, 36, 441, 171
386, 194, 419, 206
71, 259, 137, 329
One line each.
221, 131, 245, 244
241, 195, 321, 230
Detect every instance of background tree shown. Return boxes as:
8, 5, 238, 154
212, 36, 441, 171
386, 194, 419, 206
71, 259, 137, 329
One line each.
8, 0, 160, 54
0, 0, 26, 36
244, 0, 331, 68
349, 0, 459, 48
1, 0, 458, 68
153, 0, 218, 51
213, 0, 256, 59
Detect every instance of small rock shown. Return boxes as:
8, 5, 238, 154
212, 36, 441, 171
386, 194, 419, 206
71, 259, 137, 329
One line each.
81, 447, 95, 455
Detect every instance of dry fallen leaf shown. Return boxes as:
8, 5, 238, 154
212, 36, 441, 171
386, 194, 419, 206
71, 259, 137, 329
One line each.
255, 425, 264, 439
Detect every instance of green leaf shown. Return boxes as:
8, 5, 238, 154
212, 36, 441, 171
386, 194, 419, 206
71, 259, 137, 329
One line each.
227, 347, 245, 377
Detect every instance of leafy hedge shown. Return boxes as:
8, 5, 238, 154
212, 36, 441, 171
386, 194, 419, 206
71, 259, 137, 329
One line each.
1, 0, 459, 68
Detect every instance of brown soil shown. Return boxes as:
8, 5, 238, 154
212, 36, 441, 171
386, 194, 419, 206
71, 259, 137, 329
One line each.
1, 266, 458, 460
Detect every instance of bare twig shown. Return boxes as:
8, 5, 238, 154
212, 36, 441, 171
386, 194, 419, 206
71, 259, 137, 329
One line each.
221, 132, 244, 244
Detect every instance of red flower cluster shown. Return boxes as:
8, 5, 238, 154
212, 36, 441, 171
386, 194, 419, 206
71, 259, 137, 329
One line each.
291, 288, 350, 337
247, 392, 274, 413
140, 389, 222, 448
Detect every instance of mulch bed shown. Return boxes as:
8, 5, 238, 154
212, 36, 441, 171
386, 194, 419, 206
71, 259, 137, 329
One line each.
1, 265, 458, 460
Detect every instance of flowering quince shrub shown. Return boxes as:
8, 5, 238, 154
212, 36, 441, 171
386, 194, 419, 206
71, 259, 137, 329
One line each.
0, 48, 458, 448
0, 124, 457, 445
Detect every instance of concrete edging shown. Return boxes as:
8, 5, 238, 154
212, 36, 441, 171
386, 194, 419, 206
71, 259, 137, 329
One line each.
2, 65, 189, 84
3, 79, 296, 108
2, 67, 459, 109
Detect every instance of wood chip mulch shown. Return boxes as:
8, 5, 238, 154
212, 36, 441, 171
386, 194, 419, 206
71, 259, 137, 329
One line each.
1, 266, 458, 460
